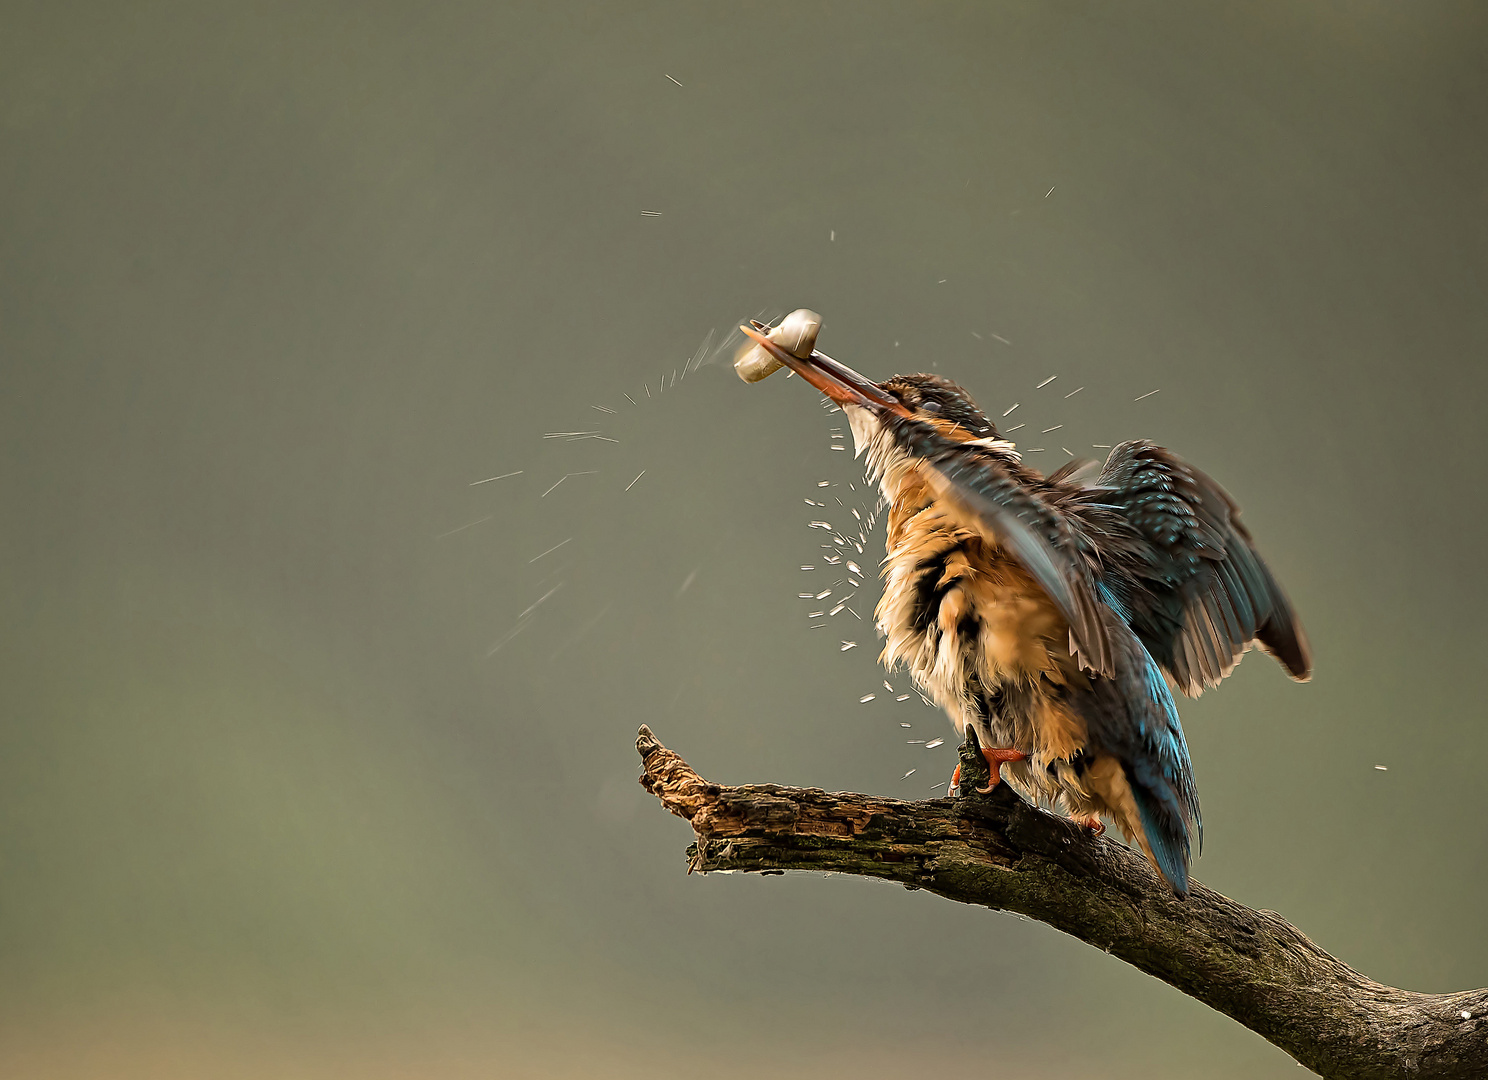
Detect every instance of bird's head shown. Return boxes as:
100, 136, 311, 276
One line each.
877, 373, 998, 438
737, 320, 1008, 491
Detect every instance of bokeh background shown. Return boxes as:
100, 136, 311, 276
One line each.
3, 3, 1486, 1077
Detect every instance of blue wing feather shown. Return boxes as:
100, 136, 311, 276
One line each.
1092, 440, 1311, 695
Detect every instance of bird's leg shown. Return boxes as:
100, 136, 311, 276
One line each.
974, 747, 1028, 794
950, 727, 1027, 796
1072, 814, 1106, 837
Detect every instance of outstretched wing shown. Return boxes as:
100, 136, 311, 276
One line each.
1092, 440, 1311, 696
884, 414, 1114, 678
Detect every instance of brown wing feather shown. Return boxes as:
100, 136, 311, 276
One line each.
1091, 440, 1311, 695
885, 414, 1114, 678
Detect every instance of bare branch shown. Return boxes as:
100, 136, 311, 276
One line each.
637, 726, 1487, 1080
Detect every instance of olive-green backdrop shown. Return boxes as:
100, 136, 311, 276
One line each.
2, 3, 1485, 1077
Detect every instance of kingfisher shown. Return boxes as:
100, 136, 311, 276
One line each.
737, 316, 1311, 894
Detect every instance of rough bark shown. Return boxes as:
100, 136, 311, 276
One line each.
636, 725, 1487, 1080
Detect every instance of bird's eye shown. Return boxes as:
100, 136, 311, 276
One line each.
922, 400, 943, 413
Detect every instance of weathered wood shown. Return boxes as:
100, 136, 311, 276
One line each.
637, 725, 1488, 1080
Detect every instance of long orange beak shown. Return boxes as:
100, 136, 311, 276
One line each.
739, 323, 909, 415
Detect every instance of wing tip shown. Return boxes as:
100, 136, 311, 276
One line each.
1258, 613, 1312, 684
1070, 598, 1117, 679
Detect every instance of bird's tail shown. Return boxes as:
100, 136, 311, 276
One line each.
1089, 620, 1203, 895
1128, 762, 1196, 895
1127, 642, 1203, 895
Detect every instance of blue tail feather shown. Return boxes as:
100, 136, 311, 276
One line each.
1083, 610, 1202, 894
1130, 771, 1192, 895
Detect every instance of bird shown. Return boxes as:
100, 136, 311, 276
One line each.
738, 319, 1311, 895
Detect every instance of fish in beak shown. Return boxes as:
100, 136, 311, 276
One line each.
736, 319, 907, 417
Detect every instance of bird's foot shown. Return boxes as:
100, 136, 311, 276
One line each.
974, 747, 1027, 794
1072, 814, 1106, 837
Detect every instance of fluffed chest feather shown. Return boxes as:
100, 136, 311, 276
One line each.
875, 508, 1074, 750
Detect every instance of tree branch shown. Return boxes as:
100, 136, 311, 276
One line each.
636, 725, 1486, 1080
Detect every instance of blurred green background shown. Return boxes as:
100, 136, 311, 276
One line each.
2, 2, 1485, 1076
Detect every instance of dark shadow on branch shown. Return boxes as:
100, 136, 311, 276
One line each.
636, 725, 1485, 1080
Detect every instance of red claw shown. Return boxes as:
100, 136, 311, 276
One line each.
1073, 814, 1106, 837
949, 747, 1027, 795
975, 747, 1028, 794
